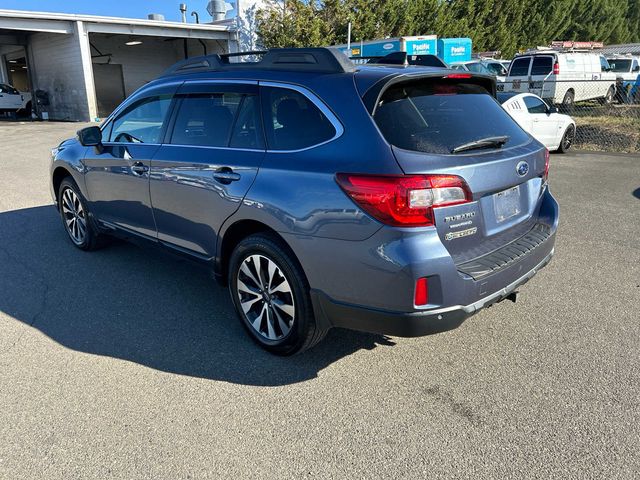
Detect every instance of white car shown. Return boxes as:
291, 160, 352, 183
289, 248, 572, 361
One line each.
498, 92, 576, 153
0, 83, 32, 116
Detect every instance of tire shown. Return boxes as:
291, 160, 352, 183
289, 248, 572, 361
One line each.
557, 124, 575, 153
228, 233, 327, 355
601, 86, 615, 105
58, 178, 105, 251
19, 102, 32, 119
561, 90, 575, 107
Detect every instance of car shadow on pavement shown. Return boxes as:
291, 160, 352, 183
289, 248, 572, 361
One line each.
0, 206, 394, 386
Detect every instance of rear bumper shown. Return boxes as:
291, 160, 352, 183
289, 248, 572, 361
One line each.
312, 248, 555, 337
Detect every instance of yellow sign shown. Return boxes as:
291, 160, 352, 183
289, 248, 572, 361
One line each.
351, 48, 361, 56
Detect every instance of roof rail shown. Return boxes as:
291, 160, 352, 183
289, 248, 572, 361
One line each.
161, 47, 356, 76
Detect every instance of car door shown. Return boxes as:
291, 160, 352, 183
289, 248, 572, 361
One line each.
149, 81, 265, 258
529, 55, 554, 97
506, 56, 531, 93
0, 84, 23, 110
83, 85, 177, 238
522, 95, 558, 147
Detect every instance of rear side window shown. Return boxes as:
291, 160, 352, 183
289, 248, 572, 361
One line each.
170, 93, 242, 147
531, 56, 553, 75
373, 80, 530, 155
109, 95, 172, 143
523, 96, 548, 114
261, 87, 336, 151
509, 57, 530, 76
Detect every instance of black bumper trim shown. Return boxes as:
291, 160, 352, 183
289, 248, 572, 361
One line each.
457, 223, 552, 280
310, 249, 554, 337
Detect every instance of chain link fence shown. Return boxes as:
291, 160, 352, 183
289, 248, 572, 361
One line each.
498, 79, 640, 153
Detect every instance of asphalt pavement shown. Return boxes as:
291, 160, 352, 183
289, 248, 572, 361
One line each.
0, 121, 639, 479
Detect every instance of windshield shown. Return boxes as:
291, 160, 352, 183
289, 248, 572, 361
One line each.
608, 59, 632, 72
373, 80, 530, 155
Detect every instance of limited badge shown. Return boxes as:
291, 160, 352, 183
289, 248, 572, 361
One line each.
445, 227, 478, 241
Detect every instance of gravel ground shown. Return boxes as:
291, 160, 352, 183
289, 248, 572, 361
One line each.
0, 121, 639, 479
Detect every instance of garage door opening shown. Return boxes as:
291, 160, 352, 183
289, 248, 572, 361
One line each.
89, 33, 228, 119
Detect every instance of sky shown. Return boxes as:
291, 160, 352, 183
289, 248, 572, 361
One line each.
0, 0, 236, 22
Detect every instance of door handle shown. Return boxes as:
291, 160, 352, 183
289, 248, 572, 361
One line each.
213, 168, 241, 184
131, 161, 149, 176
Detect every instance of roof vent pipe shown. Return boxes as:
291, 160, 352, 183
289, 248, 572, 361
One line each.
179, 3, 187, 22
148, 13, 165, 21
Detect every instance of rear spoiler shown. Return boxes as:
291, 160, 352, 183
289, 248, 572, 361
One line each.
360, 71, 497, 114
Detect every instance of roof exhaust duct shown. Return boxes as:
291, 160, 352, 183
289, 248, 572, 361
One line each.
179, 3, 187, 22
207, 0, 227, 21
148, 13, 165, 21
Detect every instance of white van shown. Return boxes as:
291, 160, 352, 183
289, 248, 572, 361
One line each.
504, 50, 617, 105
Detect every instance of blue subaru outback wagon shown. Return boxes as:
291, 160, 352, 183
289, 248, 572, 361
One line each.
50, 48, 558, 354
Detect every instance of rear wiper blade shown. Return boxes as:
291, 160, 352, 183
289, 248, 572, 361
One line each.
451, 135, 510, 154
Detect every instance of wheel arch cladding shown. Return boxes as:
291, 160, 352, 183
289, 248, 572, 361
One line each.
218, 219, 303, 286
52, 167, 73, 200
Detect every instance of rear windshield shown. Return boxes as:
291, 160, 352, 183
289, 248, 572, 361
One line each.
531, 56, 553, 75
509, 57, 530, 76
373, 80, 530, 155
608, 59, 631, 72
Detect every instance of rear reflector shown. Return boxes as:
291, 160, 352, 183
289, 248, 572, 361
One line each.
414, 278, 429, 306
543, 148, 550, 182
336, 174, 472, 227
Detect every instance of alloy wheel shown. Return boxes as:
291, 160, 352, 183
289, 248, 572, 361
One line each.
61, 187, 87, 245
236, 254, 295, 341
563, 126, 575, 151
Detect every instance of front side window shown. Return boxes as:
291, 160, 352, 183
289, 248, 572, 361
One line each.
531, 56, 553, 76
373, 80, 530, 154
109, 96, 172, 143
509, 57, 531, 76
261, 87, 336, 151
523, 96, 548, 114
600, 56, 611, 72
170, 92, 243, 147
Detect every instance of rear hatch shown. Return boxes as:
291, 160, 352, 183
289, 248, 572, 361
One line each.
368, 73, 549, 263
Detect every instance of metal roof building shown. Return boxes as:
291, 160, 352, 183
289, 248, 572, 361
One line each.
596, 43, 640, 56
0, 9, 237, 121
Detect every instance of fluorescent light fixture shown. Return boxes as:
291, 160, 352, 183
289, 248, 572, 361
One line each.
8, 60, 17, 63
125, 40, 143, 46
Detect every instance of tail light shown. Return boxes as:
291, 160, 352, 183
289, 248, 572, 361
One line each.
543, 148, 550, 182
553, 62, 560, 75
335, 173, 471, 227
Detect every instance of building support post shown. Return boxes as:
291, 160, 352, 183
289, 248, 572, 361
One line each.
75, 20, 98, 121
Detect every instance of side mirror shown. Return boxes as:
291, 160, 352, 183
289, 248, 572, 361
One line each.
77, 126, 102, 146
548, 106, 559, 114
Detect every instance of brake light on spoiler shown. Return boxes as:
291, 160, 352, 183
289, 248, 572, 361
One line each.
336, 174, 472, 227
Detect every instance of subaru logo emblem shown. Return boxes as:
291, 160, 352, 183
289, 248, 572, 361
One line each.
516, 161, 529, 177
